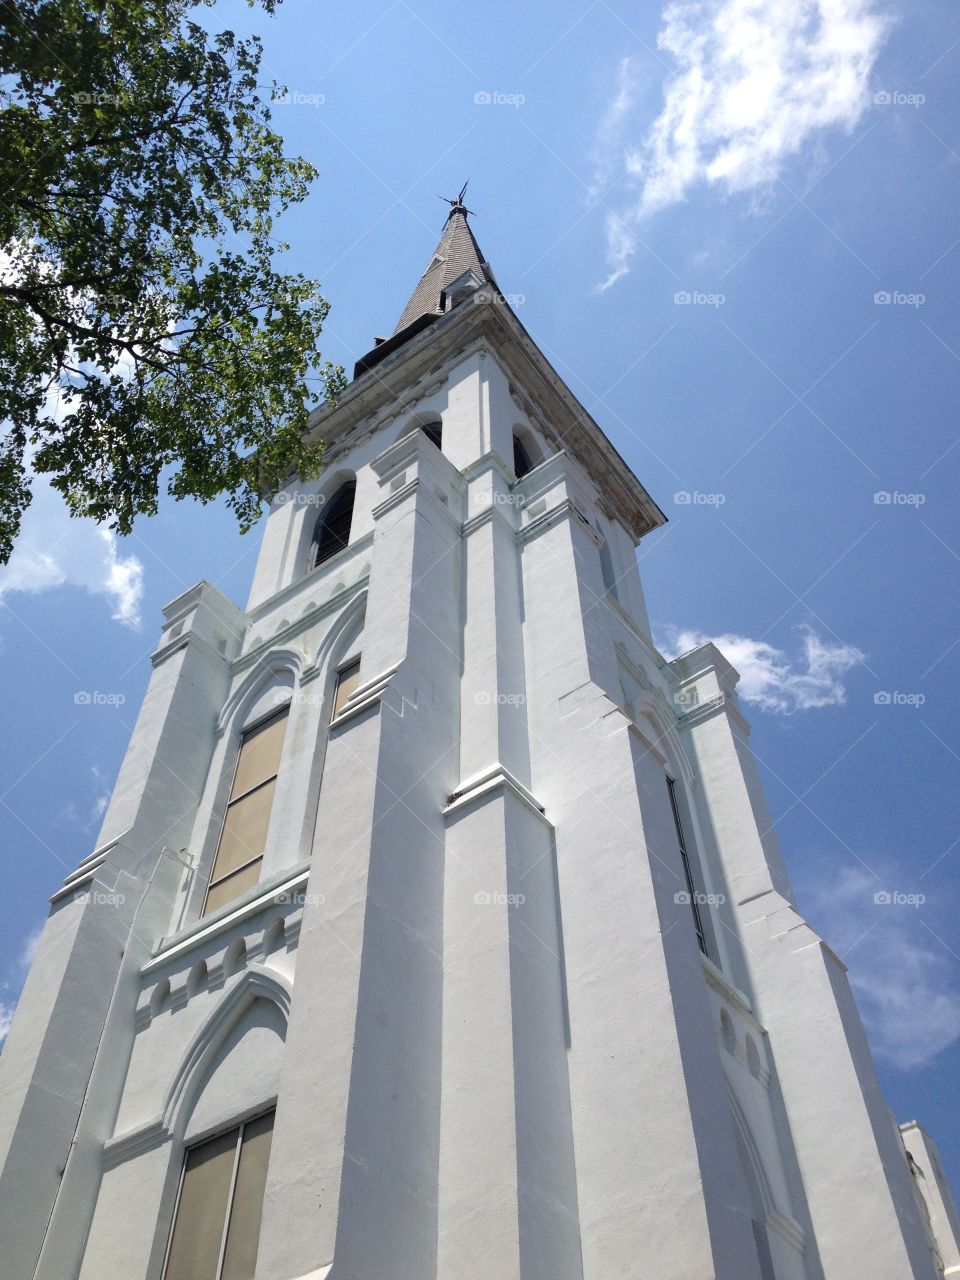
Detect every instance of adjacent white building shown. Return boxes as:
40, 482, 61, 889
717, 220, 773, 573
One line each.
1, 197, 957, 1280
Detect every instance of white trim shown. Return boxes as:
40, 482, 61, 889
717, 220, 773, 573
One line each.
444, 764, 549, 823
144, 866, 310, 974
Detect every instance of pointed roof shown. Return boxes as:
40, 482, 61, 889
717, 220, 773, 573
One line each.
392, 188, 489, 335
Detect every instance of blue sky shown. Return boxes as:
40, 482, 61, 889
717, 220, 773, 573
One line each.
2, 0, 959, 1190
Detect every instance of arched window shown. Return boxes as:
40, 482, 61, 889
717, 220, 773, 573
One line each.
421, 420, 442, 450
310, 480, 355, 569
513, 432, 534, 479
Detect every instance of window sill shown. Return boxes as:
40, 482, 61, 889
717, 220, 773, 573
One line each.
144, 861, 311, 976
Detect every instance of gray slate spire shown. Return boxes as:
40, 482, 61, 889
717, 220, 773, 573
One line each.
392, 187, 489, 335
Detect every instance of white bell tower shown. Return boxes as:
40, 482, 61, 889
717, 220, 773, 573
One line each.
1, 192, 957, 1280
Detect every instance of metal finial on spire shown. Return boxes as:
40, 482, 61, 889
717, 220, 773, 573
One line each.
438, 181, 475, 217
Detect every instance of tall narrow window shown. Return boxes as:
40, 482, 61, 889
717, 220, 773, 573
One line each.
421, 420, 442, 450
163, 1109, 275, 1280
203, 708, 288, 917
513, 432, 534, 479
667, 776, 707, 955
310, 480, 355, 570
332, 657, 361, 720
598, 535, 619, 599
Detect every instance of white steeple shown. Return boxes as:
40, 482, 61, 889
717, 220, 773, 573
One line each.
0, 194, 955, 1280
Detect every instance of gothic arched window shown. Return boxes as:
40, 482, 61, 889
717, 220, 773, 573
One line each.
310, 480, 355, 570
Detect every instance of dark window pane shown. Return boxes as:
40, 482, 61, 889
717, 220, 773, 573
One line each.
513, 435, 534, 479
312, 481, 356, 568
421, 421, 442, 450
667, 777, 707, 955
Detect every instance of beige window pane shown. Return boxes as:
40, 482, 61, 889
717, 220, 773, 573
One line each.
203, 857, 263, 917
231, 709, 288, 801
220, 1111, 275, 1280
212, 780, 276, 881
333, 659, 361, 719
164, 1127, 238, 1280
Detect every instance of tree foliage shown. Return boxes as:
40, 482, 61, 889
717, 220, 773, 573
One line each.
0, 0, 344, 563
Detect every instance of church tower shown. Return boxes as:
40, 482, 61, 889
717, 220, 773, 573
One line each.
1, 193, 957, 1280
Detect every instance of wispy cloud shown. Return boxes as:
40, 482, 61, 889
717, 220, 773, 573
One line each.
659, 624, 865, 712
0, 479, 144, 628
595, 0, 891, 287
0, 924, 45, 1044
801, 864, 960, 1070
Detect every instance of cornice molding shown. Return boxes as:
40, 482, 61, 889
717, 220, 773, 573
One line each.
294, 297, 665, 542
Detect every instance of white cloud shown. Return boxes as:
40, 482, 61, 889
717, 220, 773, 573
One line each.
0, 924, 46, 1045
596, 0, 891, 286
19, 926, 42, 970
0, 479, 144, 628
659, 624, 864, 712
801, 865, 960, 1070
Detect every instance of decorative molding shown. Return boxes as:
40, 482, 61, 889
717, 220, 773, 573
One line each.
216, 648, 304, 735
301, 591, 369, 686
371, 476, 419, 520
103, 967, 292, 1170
50, 830, 138, 903
161, 966, 292, 1133
144, 866, 310, 975
328, 662, 399, 728
151, 627, 232, 672
247, 531, 374, 627
625, 719, 668, 767
444, 763, 550, 823
49, 858, 106, 904
766, 1208, 807, 1255
238, 579, 369, 674
518, 497, 591, 546
101, 1120, 168, 1171
677, 690, 751, 735
701, 953, 754, 1017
